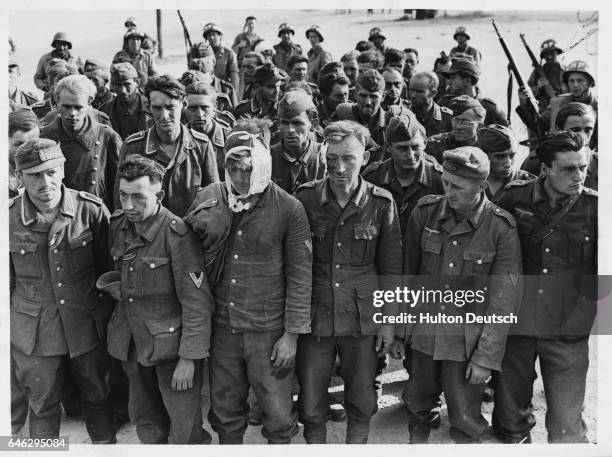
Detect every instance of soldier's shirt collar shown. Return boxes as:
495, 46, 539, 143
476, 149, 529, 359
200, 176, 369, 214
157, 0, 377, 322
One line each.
145, 124, 191, 160
432, 103, 442, 121
21, 185, 74, 226
321, 176, 367, 208
280, 138, 314, 166
122, 204, 165, 242
55, 114, 100, 150
438, 191, 487, 228
385, 159, 430, 188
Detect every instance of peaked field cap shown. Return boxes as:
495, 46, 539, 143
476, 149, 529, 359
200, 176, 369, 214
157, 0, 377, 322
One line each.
278, 90, 316, 118
386, 115, 426, 143
448, 95, 484, 117
443, 56, 481, 79
356, 69, 384, 92
443, 146, 490, 181
110, 62, 138, 82
15, 138, 66, 173
477, 124, 518, 153
252, 63, 284, 84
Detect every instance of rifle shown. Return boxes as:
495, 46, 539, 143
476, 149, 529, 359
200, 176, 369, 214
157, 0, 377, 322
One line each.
519, 33, 556, 100
177, 10, 193, 65
492, 19, 542, 139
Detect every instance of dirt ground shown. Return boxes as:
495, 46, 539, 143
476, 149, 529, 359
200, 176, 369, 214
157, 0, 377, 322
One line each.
6, 6, 600, 447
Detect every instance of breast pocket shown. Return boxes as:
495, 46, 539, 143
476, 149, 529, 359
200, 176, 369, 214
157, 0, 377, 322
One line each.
462, 250, 496, 275
568, 230, 595, 265
139, 257, 173, 297
353, 225, 381, 263
420, 234, 442, 274
311, 224, 330, 262
10, 242, 42, 279
69, 230, 95, 275
145, 315, 182, 364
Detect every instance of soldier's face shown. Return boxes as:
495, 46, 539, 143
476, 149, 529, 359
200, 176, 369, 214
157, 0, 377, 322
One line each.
452, 110, 480, 142
280, 111, 311, 149
258, 81, 281, 103
455, 34, 468, 45
405, 52, 418, 74
57, 89, 90, 133
543, 150, 588, 197
488, 151, 516, 179
389, 135, 425, 171
383, 73, 403, 101
343, 60, 358, 84
185, 94, 216, 131
54, 41, 70, 57
372, 37, 385, 49
358, 62, 376, 73
87, 74, 107, 98
246, 19, 256, 32
207, 32, 222, 47
386, 61, 405, 75
290, 62, 308, 81
308, 32, 321, 46
408, 76, 435, 109
448, 73, 469, 94
567, 73, 590, 97
543, 51, 558, 64
149, 90, 184, 136
280, 31, 292, 44
325, 83, 349, 111
326, 136, 369, 192
562, 114, 595, 145
442, 171, 484, 213
356, 87, 382, 118
118, 176, 163, 223
19, 166, 64, 206
112, 79, 139, 103
242, 58, 260, 80
227, 162, 252, 195
127, 37, 142, 54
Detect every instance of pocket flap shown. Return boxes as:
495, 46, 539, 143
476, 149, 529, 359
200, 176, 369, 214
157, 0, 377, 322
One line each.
9, 242, 38, 254
568, 230, 593, 245
353, 225, 380, 240
463, 250, 496, 264
69, 230, 94, 249
422, 238, 442, 255
15, 300, 42, 317
145, 315, 182, 336
311, 225, 327, 239
140, 257, 170, 269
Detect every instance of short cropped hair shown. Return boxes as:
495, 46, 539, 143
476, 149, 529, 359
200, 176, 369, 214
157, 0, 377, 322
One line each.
185, 82, 218, 98
319, 73, 350, 96
118, 155, 165, 184
555, 102, 597, 130
232, 117, 273, 148
324, 120, 371, 148
411, 71, 439, 91
54, 74, 96, 101
287, 55, 308, 70
536, 130, 585, 167
404, 48, 419, 58
341, 51, 360, 63
144, 75, 186, 101
355, 40, 374, 52
384, 48, 406, 65
9, 109, 39, 137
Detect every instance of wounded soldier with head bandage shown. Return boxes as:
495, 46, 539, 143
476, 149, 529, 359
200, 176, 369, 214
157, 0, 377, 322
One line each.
183, 118, 313, 444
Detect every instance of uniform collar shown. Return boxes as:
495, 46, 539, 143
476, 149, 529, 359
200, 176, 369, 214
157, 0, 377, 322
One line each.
209, 119, 226, 148
532, 176, 548, 204
438, 191, 487, 229
320, 176, 367, 208
379, 159, 431, 187
431, 102, 442, 120
53, 114, 100, 150
21, 185, 74, 226
122, 204, 166, 243
145, 124, 193, 157
280, 138, 314, 166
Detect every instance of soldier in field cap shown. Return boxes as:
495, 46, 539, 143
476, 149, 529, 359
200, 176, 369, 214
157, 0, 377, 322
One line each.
10, 138, 115, 442
477, 124, 535, 202
235, 63, 283, 134
393, 144, 522, 443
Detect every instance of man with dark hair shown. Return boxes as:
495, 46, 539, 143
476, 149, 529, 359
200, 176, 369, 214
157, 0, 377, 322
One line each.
493, 131, 596, 444
112, 29, 157, 87
408, 71, 453, 137
426, 95, 486, 163
115, 75, 218, 217
10, 138, 115, 442
384, 48, 406, 75
41, 74, 122, 210
317, 68, 350, 128
295, 120, 402, 444
402, 48, 419, 83
271, 90, 326, 192
306, 25, 333, 84
477, 124, 535, 202
34, 32, 84, 91
395, 146, 521, 443
273, 23, 303, 72
439, 57, 508, 126
363, 115, 443, 232
239, 51, 266, 100
355, 40, 374, 52
184, 123, 312, 444
108, 155, 213, 444
201, 23, 240, 92
340, 51, 359, 100
235, 63, 283, 133
286, 55, 309, 83
183, 82, 234, 179
357, 50, 384, 72
382, 68, 410, 111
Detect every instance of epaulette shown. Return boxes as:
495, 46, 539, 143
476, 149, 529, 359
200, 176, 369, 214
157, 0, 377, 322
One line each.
125, 130, 146, 144
362, 160, 384, 177
235, 99, 250, 109
504, 179, 531, 190
214, 110, 234, 128
190, 128, 211, 143
9, 198, 15, 208
491, 205, 516, 228
110, 208, 124, 219
416, 194, 443, 207
218, 79, 235, 91
78, 191, 103, 205
308, 82, 319, 90
168, 216, 188, 236
192, 197, 219, 214
30, 100, 48, 109
440, 106, 453, 116
582, 187, 598, 197
371, 185, 394, 201
295, 180, 318, 193
98, 111, 111, 122
429, 159, 443, 172
479, 96, 497, 106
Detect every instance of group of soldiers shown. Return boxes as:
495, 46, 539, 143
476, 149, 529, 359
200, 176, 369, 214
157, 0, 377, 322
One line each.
8, 14, 597, 445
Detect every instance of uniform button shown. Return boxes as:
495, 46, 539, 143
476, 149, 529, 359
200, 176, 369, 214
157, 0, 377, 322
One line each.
495, 208, 501, 213
337, 242, 342, 247
92, 167, 98, 171
57, 282, 63, 287
60, 299, 65, 304
335, 282, 340, 287
95, 141, 100, 145
129, 267, 134, 272
94, 154, 99, 159
544, 248, 550, 253
477, 259, 483, 265
128, 298, 134, 302
35, 377, 40, 382
538, 289, 544, 294
231, 279, 237, 284
19, 249, 25, 255
542, 268, 548, 274
91, 180, 96, 185
237, 230, 243, 236
171, 220, 177, 225
169, 327, 175, 332
368, 235, 372, 240
483, 286, 488, 291
339, 221, 344, 226
53, 249, 58, 254
448, 262, 454, 268
229, 302, 235, 306
585, 236, 590, 241
452, 240, 458, 246
234, 254, 239, 259
56, 266, 61, 271
335, 264, 340, 269
150, 263, 156, 268
82, 241, 87, 247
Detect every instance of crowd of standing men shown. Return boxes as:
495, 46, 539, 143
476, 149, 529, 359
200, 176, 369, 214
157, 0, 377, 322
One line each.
8, 13, 597, 445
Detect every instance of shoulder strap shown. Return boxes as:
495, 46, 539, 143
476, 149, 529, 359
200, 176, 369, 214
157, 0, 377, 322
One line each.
529, 194, 581, 244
